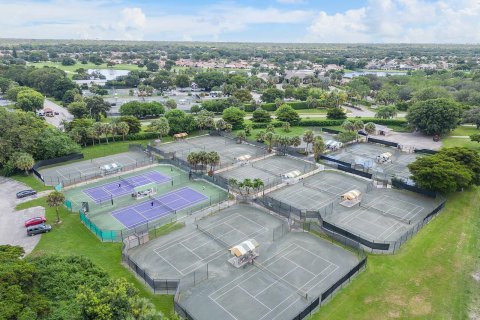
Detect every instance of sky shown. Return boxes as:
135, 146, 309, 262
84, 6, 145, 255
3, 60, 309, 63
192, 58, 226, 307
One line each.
0, 0, 479, 43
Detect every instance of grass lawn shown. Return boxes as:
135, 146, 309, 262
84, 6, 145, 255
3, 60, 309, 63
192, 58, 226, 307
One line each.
450, 125, 479, 137
443, 135, 480, 153
312, 188, 479, 319
81, 139, 151, 160
17, 198, 175, 316
28, 61, 145, 78
10, 173, 52, 192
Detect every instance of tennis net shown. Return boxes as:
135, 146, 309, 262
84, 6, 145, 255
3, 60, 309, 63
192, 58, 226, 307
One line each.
196, 225, 230, 248
119, 176, 136, 189
303, 181, 339, 196
251, 163, 281, 176
360, 202, 412, 224
148, 195, 176, 213
253, 261, 308, 299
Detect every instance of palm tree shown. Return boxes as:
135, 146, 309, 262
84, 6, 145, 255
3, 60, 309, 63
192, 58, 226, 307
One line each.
290, 136, 301, 148
215, 119, 227, 131
303, 130, 314, 153
14, 152, 34, 175
365, 122, 376, 135
312, 136, 326, 161
256, 130, 266, 142
149, 117, 170, 140
187, 152, 199, 171
110, 122, 117, 142
342, 120, 355, 132
252, 178, 264, 194
46, 191, 65, 223
353, 120, 365, 132
282, 122, 291, 133
207, 151, 220, 173
241, 178, 253, 195
197, 151, 208, 172
265, 132, 275, 153
116, 121, 130, 141
228, 178, 239, 192
101, 123, 112, 144
92, 122, 103, 145
236, 131, 246, 143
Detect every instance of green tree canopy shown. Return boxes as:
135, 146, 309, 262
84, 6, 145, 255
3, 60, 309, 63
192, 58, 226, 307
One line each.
16, 89, 45, 112
165, 109, 197, 134
275, 104, 300, 124
222, 107, 246, 130
406, 98, 461, 135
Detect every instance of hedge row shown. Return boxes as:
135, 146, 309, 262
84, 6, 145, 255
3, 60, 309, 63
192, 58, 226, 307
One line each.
299, 118, 407, 127
244, 101, 316, 112
249, 118, 407, 128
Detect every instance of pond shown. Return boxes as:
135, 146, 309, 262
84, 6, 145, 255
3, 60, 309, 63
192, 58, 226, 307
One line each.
87, 69, 130, 81
344, 71, 407, 78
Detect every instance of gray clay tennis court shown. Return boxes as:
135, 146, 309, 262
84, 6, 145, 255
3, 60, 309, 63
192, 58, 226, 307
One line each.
324, 188, 442, 247
39, 150, 152, 186
329, 142, 421, 179
268, 170, 372, 211
158, 135, 266, 167
218, 155, 318, 188
126, 204, 363, 320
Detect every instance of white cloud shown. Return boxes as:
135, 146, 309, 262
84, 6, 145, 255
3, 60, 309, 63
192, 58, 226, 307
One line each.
305, 0, 480, 43
277, 0, 306, 4
0, 1, 313, 41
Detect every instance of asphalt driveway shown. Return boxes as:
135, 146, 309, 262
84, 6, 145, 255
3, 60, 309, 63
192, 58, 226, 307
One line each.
0, 177, 46, 255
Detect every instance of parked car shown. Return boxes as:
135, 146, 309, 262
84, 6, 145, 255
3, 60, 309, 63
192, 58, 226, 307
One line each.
16, 189, 37, 199
27, 223, 51, 236
54, 111, 59, 115
24, 217, 47, 228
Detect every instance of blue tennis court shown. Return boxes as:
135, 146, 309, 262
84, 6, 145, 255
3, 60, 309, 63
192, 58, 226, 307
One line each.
112, 187, 209, 228
83, 171, 171, 203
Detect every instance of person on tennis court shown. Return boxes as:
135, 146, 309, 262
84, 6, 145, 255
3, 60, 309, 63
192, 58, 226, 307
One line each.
118, 183, 121, 188
151, 201, 154, 207
202, 186, 205, 191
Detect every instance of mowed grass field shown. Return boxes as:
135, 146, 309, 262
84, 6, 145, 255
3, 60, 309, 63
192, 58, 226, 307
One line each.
28, 61, 145, 78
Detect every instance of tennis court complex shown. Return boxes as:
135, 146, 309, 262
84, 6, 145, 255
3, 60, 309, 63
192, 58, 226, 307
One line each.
268, 170, 371, 211
329, 142, 420, 179
158, 135, 266, 167
39, 150, 151, 186
64, 165, 228, 231
84, 171, 171, 203
126, 204, 363, 320
219, 156, 317, 188
325, 188, 442, 245
112, 187, 208, 229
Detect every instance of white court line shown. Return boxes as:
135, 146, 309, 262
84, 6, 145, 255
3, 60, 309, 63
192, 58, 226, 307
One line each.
212, 298, 239, 320
238, 285, 272, 311
212, 242, 340, 320
154, 213, 267, 275
180, 243, 203, 260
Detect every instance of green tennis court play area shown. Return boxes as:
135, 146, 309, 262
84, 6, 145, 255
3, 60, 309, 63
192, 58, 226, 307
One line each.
64, 165, 228, 232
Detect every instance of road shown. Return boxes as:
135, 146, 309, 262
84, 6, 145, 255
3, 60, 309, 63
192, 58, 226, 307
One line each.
43, 99, 73, 129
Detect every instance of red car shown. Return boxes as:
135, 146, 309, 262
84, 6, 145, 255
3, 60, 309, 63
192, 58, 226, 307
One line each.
24, 217, 47, 228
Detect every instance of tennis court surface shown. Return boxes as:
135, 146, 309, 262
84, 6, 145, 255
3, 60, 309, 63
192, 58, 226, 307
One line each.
84, 171, 171, 203
328, 142, 420, 179
112, 187, 208, 229
323, 188, 443, 249
126, 204, 364, 320
157, 135, 266, 168
39, 150, 151, 186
